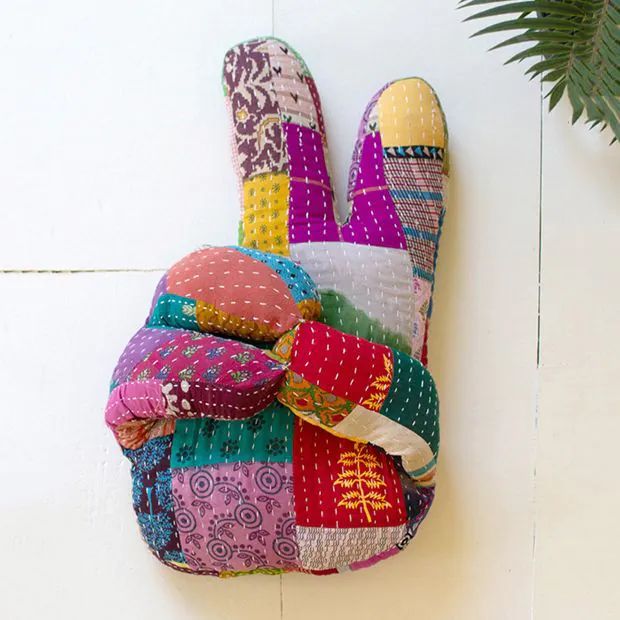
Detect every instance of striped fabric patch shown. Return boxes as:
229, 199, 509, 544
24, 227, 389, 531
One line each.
383, 157, 444, 280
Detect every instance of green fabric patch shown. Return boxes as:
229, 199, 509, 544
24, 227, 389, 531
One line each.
238, 220, 245, 246
171, 402, 295, 468
148, 294, 199, 331
319, 290, 411, 354
380, 349, 439, 456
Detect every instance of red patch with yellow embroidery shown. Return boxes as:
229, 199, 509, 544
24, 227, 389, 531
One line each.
293, 419, 407, 528
289, 321, 394, 409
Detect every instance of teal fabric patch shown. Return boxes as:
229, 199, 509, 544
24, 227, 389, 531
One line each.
171, 402, 295, 468
380, 349, 439, 455
148, 294, 199, 331
231, 246, 319, 305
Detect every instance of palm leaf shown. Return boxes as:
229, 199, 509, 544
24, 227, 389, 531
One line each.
460, 0, 620, 143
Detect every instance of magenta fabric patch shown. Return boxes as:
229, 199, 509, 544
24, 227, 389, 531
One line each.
172, 463, 299, 573
283, 123, 330, 184
283, 122, 339, 244
159, 378, 279, 421
341, 132, 407, 249
105, 379, 165, 429
348, 544, 400, 572
127, 330, 286, 420
288, 181, 340, 244
128, 331, 281, 391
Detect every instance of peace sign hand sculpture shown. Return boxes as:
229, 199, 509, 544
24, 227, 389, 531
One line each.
105, 36, 448, 577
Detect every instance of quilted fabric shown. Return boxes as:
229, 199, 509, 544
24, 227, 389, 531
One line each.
106, 36, 448, 577
223, 37, 448, 363
148, 246, 321, 341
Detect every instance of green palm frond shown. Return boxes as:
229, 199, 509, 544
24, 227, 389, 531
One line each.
459, 0, 620, 142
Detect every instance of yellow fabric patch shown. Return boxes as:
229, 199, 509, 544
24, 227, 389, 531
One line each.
297, 298, 321, 321
242, 172, 289, 255
196, 300, 280, 342
378, 78, 445, 149
219, 567, 286, 578
271, 328, 296, 363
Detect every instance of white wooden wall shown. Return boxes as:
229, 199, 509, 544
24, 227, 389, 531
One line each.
1, 2, 619, 618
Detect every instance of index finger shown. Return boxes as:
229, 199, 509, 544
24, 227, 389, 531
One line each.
222, 37, 339, 255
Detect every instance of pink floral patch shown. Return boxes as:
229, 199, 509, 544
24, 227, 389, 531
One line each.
172, 462, 299, 573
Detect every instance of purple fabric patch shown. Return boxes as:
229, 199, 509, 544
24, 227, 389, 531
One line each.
341, 132, 406, 249
172, 462, 299, 573
283, 122, 339, 244
223, 41, 286, 177
111, 327, 176, 386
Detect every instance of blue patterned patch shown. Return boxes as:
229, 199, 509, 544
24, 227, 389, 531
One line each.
123, 435, 185, 561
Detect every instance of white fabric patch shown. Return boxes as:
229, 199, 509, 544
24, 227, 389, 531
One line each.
290, 241, 414, 344
296, 524, 406, 571
334, 405, 435, 479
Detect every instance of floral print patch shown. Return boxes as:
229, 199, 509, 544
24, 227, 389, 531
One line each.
172, 462, 298, 573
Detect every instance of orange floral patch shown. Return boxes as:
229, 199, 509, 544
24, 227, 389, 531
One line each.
116, 419, 176, 450
271, 327, 297, 363
277, 371, 355, 427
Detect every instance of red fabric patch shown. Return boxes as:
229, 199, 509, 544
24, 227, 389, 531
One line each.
421, 319, 430, 367
167, 247, 300, 333
293, 419, 406, 528
289, 321, 392, 407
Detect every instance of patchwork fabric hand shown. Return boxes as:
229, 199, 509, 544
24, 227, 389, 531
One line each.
223, 37, 448, 362
105, 36, 447, 578
106, 246, 438, 575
